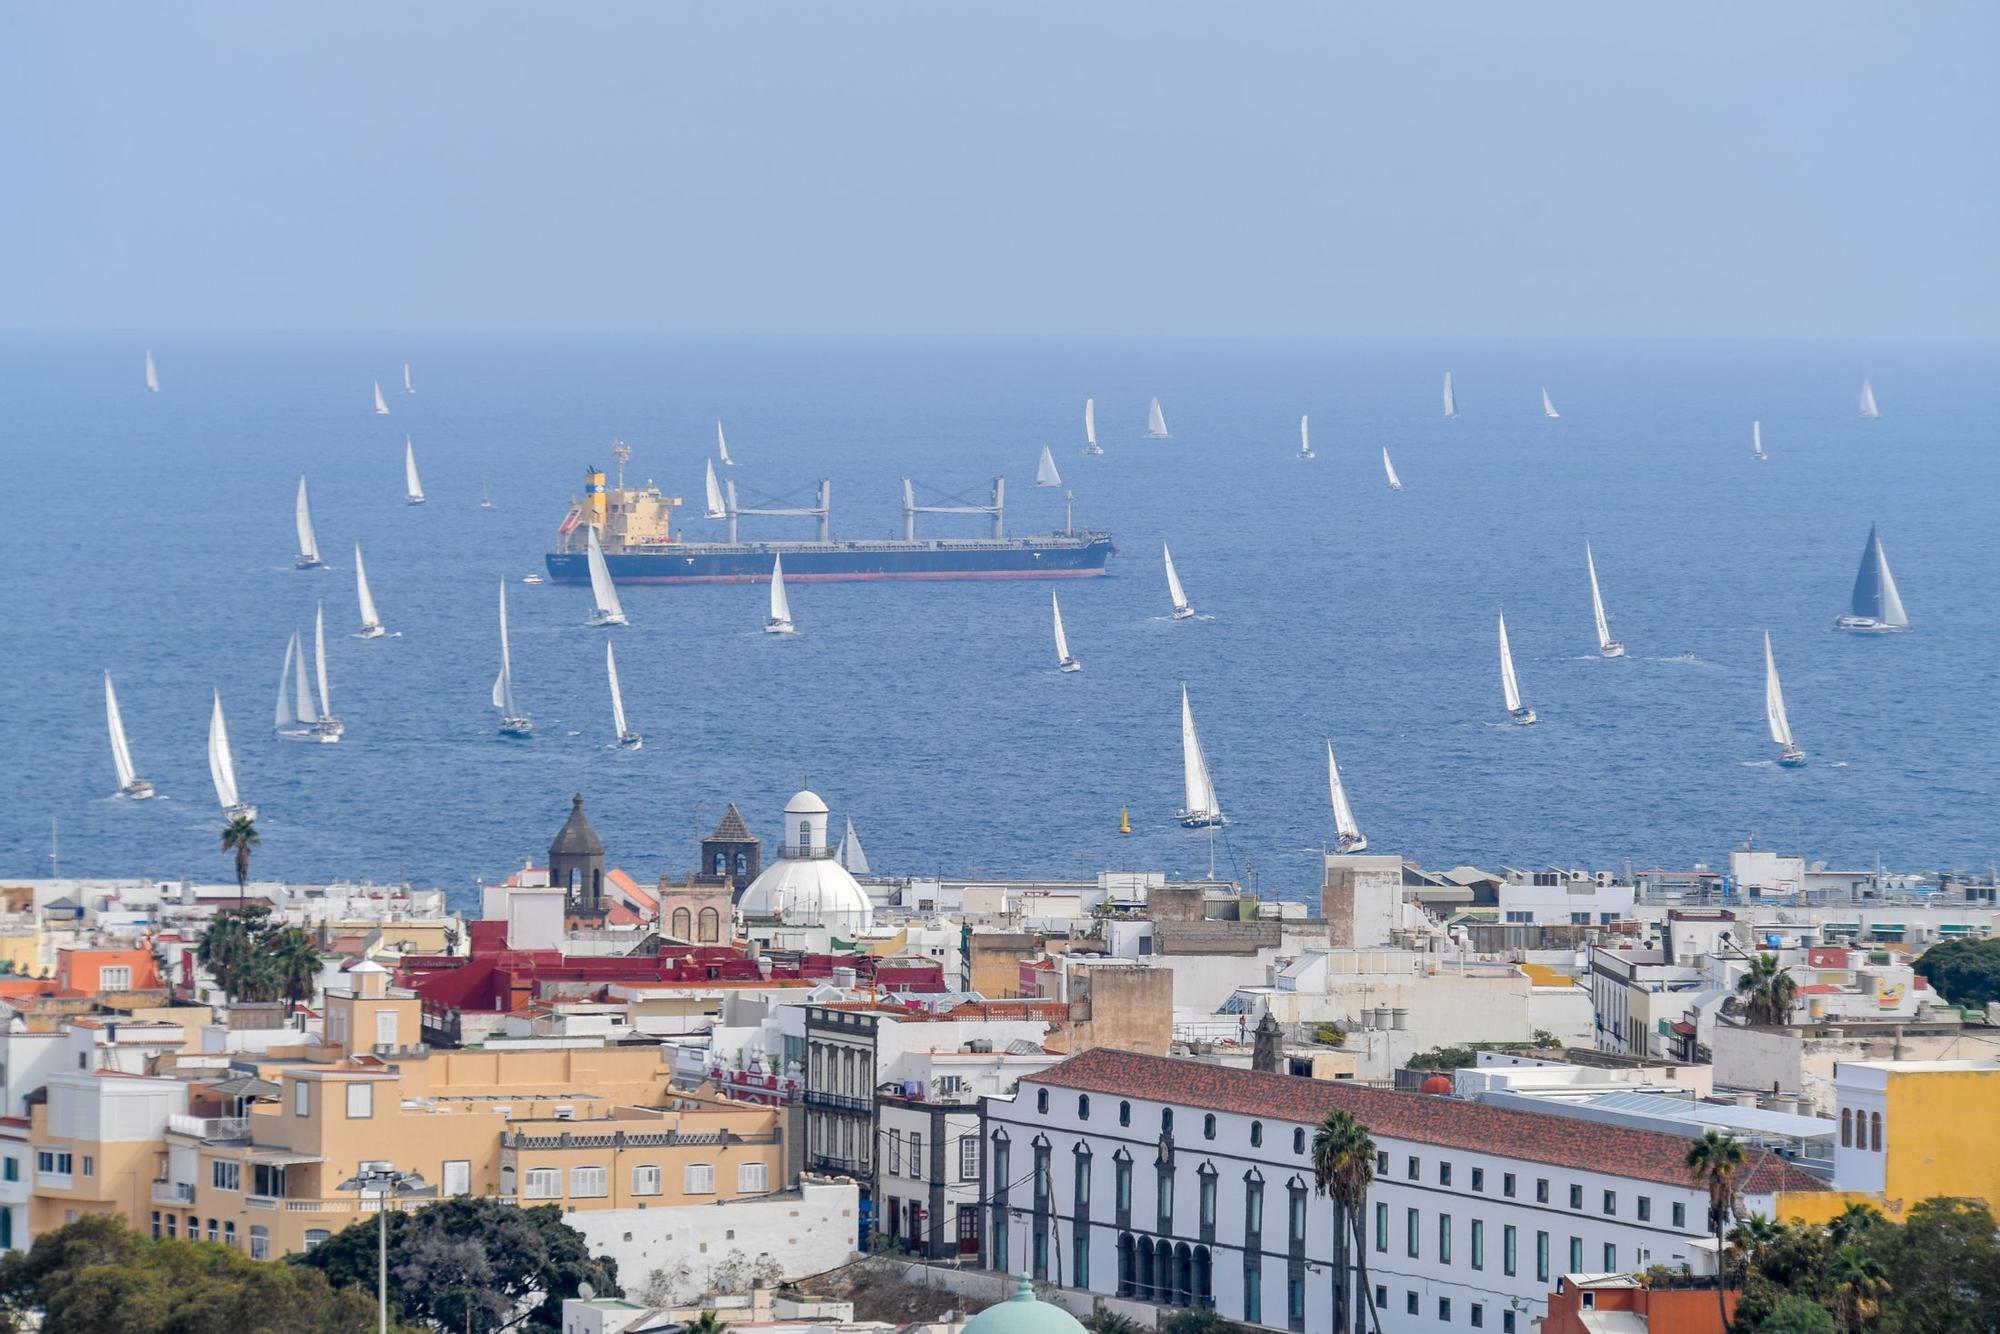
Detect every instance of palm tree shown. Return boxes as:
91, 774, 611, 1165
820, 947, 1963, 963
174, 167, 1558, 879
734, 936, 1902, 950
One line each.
219, 815, 260, 910
269, 927, 323, 1025
1824, 1200, 1883, 1249
684, 1313, 730, 1333
1311, 1110, 1383, 1334
196, 914, 255, 999
234, 951, 284, 1003
1725, 1213, 1783, 1283
1825, 1244, 1888, 1333
1686, 1130, 1748, 1333
1735, 952, 1800, 1026
1083, 1314, 1141, 1334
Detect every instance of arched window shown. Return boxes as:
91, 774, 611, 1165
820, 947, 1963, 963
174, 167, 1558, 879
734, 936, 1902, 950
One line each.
1078, 1094, 1090, 1120
1037, 1089, 1050, 1114
1203, 1113, 1217, 1140
670, 908, 692, 939
1870, 1111, 1883, 1152
714, 852, 728, 874
592, 868, 603, 899
735, 851, 749, 875
697, 907, 720, 942
302, 1227, 327, 1250
798, 820, 810, 850
1840, 1108, 1852, 1147
569, 868, 581, 891
223, 1221, 236, 1248
1119, 1100, 1131, 1127
1117, 1233, 1136, 1297
1293, 1127, 1306, 1154
1161, 1108, 1174, 1135
1250, 1120, 1263, 1148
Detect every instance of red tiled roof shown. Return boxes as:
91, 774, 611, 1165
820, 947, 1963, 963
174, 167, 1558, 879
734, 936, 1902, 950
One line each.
1797, 984, 1843, 995
1024, 1048, 1825, 1195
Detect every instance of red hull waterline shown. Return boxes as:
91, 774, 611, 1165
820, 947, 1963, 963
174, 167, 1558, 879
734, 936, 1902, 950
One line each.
561, 567, 1116, 587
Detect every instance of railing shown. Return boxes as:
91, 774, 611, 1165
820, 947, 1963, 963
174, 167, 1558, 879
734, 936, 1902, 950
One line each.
809, 1153, 864, 1176
776, 844, 837, 860
152, 1181, 196, 1205
803, 1090, 871, 1114
500, 1127, 779, 1151
167, 1114, 249, 1141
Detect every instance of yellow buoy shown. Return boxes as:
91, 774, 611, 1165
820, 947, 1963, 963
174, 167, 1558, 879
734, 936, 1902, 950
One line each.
1119, 806, 1132, 835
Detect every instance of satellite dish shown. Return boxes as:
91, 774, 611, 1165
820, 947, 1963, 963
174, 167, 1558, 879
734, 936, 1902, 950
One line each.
578, 1281, 596, 1301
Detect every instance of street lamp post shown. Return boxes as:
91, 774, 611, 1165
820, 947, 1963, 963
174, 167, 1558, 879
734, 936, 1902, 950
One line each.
337, 1161, 434, 1334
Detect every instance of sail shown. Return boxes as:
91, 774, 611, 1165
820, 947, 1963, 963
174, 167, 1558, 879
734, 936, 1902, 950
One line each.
606, 639, 629, 738
1147, 397, 1170, 438
1764, 631, 1794, 747
314, 604, 333, 720
404, 437, 425, 501
1442, 371, 1457, 418
585, 526, 626, 621
1851, 526, 1910, 628
1036, 445, 1062, 488
291, 629, 314, 725
493, 580, 518, 715
105, 673, 138, 789
403, 362, 414, 394
1752, 421, 1765, 458
769, 553, 792, 625
1382, 448, 1402, 490
1498, 613, 1524, 713
704, 459, 727, 519
145, 350, 159, 392
1327, 740, 1361, 845
1052, 591, 1072, 663
1179, 686, 1221, 821
717, 421, 734, 466
1084, 398, 1096, 447
1300, 415, 1310, 455
354, 545, 382, 631
373, 381, 390, 416
276, 633, 299, 730
295, 477, 321, 564
208, 691, 242, 812
839, 818, 871, 874
1542, 388, 1560, 419
1860, 381, 1880, 419
1586, 544, 1613, 649
1162, 543, 1190, 613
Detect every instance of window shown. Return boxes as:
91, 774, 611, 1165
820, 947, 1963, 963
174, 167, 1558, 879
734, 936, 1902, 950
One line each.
1569, 1184, 1583, 1210
443, 1160, 471, 1197
1376, 1150, 1389, 1174
1504, 1224, 1516, 1275
225, 1221, 237, 1248
523, 1168, 560, 1199
1250, 1120, 1262, 1148
302, 1227, 326, 1251
1638, 1196, 1652, 1222
206, 1218, 218, 1242
1471, 1302, 1485, 1328
1078, 1094, 1090, 1119
685, 1163, 716, 1195
570, 1166, 607, 1198
1074, 1152, 1091, 1208
1245, 1267, 1262, 1323
1439, 1297, 1452, 1322
345, 1082, 373, 1119
1841, 1108, 1852, 1147
249, 1225, 268, 1260
1288, 1185, 1306, 1245
1115, 1157, 1131, 1211
1440, 1162, 1452, 1187
1374, 1201, 1388, 1252
100, 965, 133, 991
1503, 1172, 1516, 1198
1036, 1089, 1049, 1114
1161, 1108, 1173, 1134
1246, 1177, 1264, 1239
1199, 1171, 1216, 1227
889, 1130, 902, 1175
1471, 1218, 1484, 1270
1203, 1113, 1217, 1140
671, 908, 692, 939
739, 1162, 768, 1193
633, 1165, 662, 1196
1074, 1228, 1089, 1289
37, 1150, 72, 1178
910, 1133, 923, 1179
1536, 1231, 1550, 1282
1603, 1189, 1617, 1216
961, 1138, 980, 1181
1438, 1213, 1452, 1265
1293, 1127, 1306, 1154
1407, 1156, 1420, 1181
1604, 1242, 1617, 1271
697, 907, 720, 942
1289, 1275, 1305, 1321
1160, 1168, 1174, 1222
211, 1161, 240, 1191
1536, 1178, 1549, 1204
1406, 1207, 1419, 1257
294, 1081, 310, 1117
1569, 1236, 1584, 1273
1, 1158, 14, 1183
1871, 1111, 1883, 1152
1405, 1292, 1419, 1316
1471, 1167, 1484, 1192
1673, 1202, 1687, 1228
1504, 1313, 1517, 1333
81, 1156, 93, 1177
1375, 1286, 1386, 1311
1119, 1100, 1131, 1127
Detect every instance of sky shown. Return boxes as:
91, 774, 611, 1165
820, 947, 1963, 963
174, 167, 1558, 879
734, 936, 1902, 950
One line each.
2, 3, 1996, 338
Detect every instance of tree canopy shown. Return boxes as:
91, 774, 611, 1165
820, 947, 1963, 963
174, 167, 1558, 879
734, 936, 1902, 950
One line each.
196, 907, 322, 1008
1913, 936, 2000, 1009
1730, 1198, 2000, 1333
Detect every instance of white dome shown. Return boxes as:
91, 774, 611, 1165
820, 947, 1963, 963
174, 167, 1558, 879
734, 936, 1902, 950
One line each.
738, 856, 873, 932
786, 790, 830, 816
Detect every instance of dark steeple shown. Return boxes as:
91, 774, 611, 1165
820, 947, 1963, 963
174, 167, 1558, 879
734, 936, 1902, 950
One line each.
700, 803, 761, 887
550, 794, 606, 916
1252, 1011, 1282, 1074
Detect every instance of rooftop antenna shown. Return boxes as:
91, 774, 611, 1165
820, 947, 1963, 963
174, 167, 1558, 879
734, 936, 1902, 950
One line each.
611, 441, 631, 489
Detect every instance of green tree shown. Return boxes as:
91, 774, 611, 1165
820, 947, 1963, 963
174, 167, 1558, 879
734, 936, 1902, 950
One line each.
269, 927, 324, 1022
1685, 1131, 1748, 1333
1736, 953, 1800, 1026
1870, 1197, 2000, 1333
1824, 1245, 1888, 1334
1759, 1294, 1838, 1334
683, 1314, 731, 1334
1725, 1213, 1784, 1282
196, 914, 257, 999
1912, 936, 2000, 1009
220, 815, 261, 910
1083, 1312, 1142, 1334
1310, 1109, 1383, 1334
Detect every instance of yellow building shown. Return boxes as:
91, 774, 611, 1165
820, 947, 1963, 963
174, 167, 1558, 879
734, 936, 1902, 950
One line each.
1779, 1058, 2000, 1225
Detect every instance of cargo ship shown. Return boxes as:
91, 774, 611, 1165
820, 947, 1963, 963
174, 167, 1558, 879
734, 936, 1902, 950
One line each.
545, 452, 1114, 585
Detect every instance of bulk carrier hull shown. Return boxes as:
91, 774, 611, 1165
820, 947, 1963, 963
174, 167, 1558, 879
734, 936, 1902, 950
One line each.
546, 535, 1115, 585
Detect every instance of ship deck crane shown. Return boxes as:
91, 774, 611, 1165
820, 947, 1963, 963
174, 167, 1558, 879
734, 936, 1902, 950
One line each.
902, 477, 1005, 541
723, 479, 830, 543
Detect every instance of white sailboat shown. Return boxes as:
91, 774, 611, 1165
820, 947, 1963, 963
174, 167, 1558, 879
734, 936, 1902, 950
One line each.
703, 460, 728, 521
208, 691, 256, 820
144, 350, 159, 393
1498, 612, 1537, 724
1542, 388, 1561, 420
584, 525, 628, 627
1083, 398, 1103, 455
838, 818, 871, 874
311, 604, 343, 740
104, 672, 153, 799
275, 630, 314, 740
494, 580, 532, 736
717, 421, 735, 467
766, 554, 795, 634
1835, 525, 1910, 632
1297, 415, 1315, 460
1326, 740, 1366, 853
1147, 397, 1170, 439
373, 381, 390, 416
1859, 381, 1880, 419
404, 437, 426, 504
1752, 421, 1768, 462
1764, 631, 1806, 766
481, 483, 494, 510
1036, 445, 1062, 488
1382, 447, 1403, 492
607, 639, 642, 750
1176, 685, 1225, 827
1052, 591, 1081, 672
354, 544, 386, 638
1586, 544, 1625, 658
1442, 371, 1457, 419
295, 476, 325, 569
1162, 543, 1195, 620
403, 362, 414, 394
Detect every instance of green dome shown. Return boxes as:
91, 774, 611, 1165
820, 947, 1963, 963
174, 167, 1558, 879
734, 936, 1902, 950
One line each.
961, 1275, 1089, 1334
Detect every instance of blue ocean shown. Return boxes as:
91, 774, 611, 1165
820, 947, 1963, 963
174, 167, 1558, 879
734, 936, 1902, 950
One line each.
2, 334, 1994, 908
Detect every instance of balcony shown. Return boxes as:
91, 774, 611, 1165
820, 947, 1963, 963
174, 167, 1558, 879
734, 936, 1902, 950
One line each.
776, 844, 836, 861
167, 1114, 249, 1142
809, 1153, 865, 1177
152, 1181, 196, 1205
803, 1090, 871, 1115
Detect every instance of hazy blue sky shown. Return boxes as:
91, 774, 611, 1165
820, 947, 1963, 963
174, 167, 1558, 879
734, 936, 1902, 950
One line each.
3, 3, 1995, 337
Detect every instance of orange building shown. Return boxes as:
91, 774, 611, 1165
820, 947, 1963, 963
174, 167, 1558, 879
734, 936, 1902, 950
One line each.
54, 948, 163, 997
1543, 1273, 1737, 1334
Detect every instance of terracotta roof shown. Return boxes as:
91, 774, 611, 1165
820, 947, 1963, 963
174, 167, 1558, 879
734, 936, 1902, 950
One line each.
710, 803, 757, 844
1024, 1049, 1826, 1195
607, 868, 656, 913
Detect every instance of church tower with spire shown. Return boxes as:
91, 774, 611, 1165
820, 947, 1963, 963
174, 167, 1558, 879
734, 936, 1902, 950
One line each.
550, 794, 607, 923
